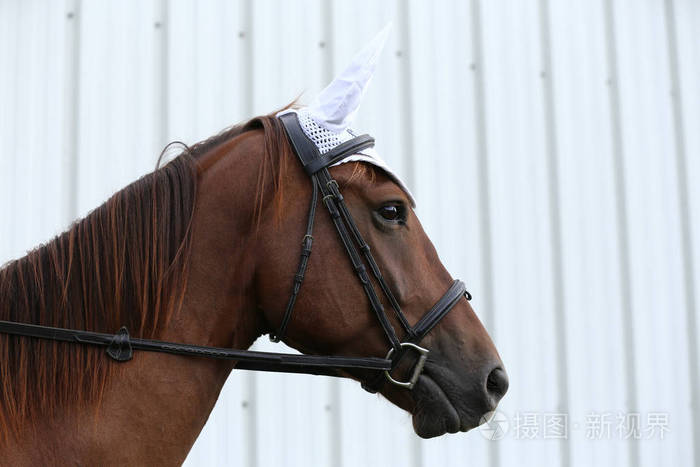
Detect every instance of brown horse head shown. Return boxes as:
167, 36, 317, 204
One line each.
0, 112, 506, 464
246, 116, 507, 438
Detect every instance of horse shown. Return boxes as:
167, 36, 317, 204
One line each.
0, 112, 507, 464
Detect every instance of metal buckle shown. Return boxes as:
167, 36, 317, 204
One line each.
383, 342, 429, 389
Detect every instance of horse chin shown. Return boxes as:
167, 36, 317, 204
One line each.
410, 372, 482, 438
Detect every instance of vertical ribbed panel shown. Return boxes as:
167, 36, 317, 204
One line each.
0, 2, 698, 466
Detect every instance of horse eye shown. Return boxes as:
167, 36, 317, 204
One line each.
378, 205, 403, 221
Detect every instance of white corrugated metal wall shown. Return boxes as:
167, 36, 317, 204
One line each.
1, 0, 698, 466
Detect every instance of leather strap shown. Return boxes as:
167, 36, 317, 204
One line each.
411, 280, 466, 340
279, 113, 320, 167
0, 320, 391, 373
269, 179, 319, 342
303, 135, 375, 175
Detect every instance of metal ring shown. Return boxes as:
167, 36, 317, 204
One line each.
383, 342, 429, 389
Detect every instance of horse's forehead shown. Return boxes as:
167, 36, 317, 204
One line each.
332, 163, 408, 201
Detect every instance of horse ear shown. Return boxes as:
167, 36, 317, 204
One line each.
308, 23, 392, 132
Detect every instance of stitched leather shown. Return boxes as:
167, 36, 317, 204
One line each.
0, 320, 391, 373
269, 180, 319, 342
411, 280, 466, 339
279, 113, 320, 167
302, 135, 375, 175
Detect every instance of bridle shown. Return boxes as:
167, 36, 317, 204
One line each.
271, 113, 471, 391
0, 113, 470, 392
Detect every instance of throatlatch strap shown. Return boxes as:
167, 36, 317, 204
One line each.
269, 179, 319, 343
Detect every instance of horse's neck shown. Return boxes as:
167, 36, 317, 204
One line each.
6, 349, 238, 464
9, 135, 266, 465
8, 353, 234, 464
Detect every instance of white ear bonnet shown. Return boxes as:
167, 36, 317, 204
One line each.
276, 24, 415, 205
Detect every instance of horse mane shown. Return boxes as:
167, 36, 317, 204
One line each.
0, 107, 375, 441
0, 113, 289, 441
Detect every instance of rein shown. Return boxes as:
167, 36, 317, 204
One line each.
0, 113, 470, 392
0, 320, 389, 375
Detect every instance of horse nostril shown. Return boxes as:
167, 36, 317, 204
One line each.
486, 367, 509, 401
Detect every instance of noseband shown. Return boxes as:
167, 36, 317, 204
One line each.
0, 113, 470, 392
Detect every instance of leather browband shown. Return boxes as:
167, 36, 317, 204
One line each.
277, 113, 375, 175
303, 135, 376, 175
278, 113, 320, 167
